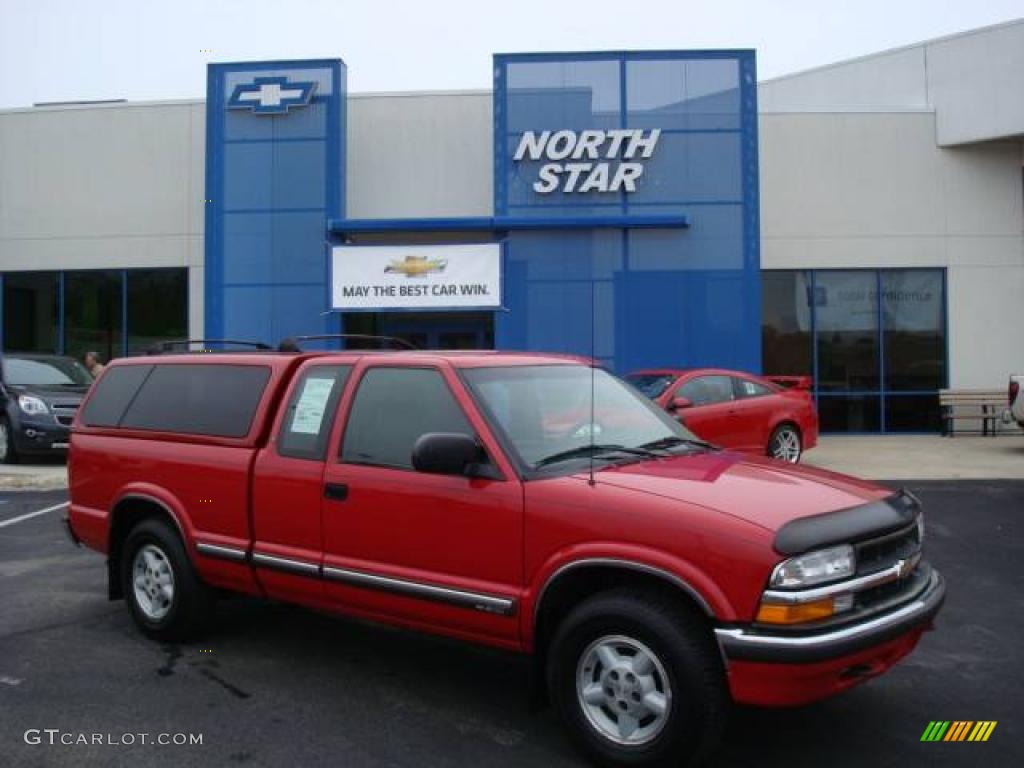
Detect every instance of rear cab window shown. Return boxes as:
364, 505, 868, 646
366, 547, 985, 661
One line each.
80, 363, 272, 439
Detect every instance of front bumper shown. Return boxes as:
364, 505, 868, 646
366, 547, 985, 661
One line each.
13, 419, 71, 453
716, 568, 944, 664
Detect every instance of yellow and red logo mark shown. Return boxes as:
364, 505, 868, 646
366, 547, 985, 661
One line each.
921, 721, 997, 742
384, 255, 448, 278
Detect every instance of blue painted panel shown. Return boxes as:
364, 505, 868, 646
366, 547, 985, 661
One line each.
493, 51, 761, 374
206, 59, 345, 345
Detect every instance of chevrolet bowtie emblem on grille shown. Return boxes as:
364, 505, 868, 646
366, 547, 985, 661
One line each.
227, 76, 317, 115
384, 255, 448, 278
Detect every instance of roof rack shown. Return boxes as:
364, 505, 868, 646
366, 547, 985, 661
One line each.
278, 334, 418, 352
148, 339, 273, 354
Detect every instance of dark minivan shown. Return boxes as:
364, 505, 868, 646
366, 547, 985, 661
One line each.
0, 353, 94, 462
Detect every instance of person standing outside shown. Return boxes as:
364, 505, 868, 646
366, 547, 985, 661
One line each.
83, 351, 105, 378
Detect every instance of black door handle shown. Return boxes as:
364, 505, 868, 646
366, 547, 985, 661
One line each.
324, 483, 349, 501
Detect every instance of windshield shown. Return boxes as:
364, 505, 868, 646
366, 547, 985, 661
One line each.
463, 365, 703, 472
624, 373, 677, 399
4, 356, 94, 387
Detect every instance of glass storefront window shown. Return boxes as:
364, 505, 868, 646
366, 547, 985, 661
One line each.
882, 270, 946, 392
762, 268, 946, 433
3, 272, 59, 352
762, 270, 812, 377
3, 268, 189, 363
818, 394, 881, 432
127, 269, 188, 355
885, 394, 943, 433
815, 271, 879, 392
64, 271, 123, 365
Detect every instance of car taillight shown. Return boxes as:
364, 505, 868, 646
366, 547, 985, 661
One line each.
1011, 381, 1020, 406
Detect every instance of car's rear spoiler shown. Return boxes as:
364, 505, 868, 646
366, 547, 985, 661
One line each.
766, 375, 813, 391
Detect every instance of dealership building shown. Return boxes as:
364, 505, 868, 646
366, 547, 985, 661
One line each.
0, 20, 1022, 433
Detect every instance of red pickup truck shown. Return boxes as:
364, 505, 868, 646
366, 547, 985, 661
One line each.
66, 349, 944, 767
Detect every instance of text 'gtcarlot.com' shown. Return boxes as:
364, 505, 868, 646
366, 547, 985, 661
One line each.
24, 730, 203, 746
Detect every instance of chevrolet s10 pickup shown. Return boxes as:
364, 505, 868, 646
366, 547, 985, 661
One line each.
67, 347, 944, 767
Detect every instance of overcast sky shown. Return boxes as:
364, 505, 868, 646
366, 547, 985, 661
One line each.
1, 0, 1021, 108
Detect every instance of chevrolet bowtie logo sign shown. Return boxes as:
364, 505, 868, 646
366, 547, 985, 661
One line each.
227, 76, 317, 115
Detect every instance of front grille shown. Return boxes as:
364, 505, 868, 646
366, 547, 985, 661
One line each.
855, 521, 921, 575
51, 402, 79, 427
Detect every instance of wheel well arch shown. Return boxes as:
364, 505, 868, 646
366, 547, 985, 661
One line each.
106, 495, 185, 600
772, 419, 802, 436
529, 560, 716, 699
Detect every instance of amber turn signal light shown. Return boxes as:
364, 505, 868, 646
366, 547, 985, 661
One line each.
756, 598, 836, 625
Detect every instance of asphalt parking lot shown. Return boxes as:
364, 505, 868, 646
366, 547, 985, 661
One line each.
1, 481, 1020, 768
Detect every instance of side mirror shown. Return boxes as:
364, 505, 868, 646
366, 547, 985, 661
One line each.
412, 432, 487, 476
669, 396, 693, 411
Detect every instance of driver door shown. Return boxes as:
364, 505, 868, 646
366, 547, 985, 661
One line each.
320, 362, 523, 646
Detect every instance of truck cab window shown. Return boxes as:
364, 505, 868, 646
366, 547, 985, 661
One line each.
341, 367, 473, 470
277, 365, 352, 460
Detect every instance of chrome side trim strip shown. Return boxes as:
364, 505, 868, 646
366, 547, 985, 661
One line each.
251, 551, 320, 577
196, 542, 248, 562
762, 553, 922, 605
323, 566, 516, 617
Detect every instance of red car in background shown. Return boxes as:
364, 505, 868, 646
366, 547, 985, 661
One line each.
625, 368, 818, 463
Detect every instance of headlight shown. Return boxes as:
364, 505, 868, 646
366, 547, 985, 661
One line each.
18, 395, 49, 416
769, 544, 855, 589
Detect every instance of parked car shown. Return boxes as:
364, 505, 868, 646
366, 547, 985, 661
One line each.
0, 353, 93, 463
67, 348, 943, 768
625, 368, 818, 463
1010, 374, 1024, 428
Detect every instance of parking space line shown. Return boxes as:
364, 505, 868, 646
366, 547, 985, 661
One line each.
0, 502, 70, 529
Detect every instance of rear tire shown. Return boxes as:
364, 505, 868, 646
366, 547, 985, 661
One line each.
121, 518, 213, 642
548, 589, 728, 768
768, 423, 802, 463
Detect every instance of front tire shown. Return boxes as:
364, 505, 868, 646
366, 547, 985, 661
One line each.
121, 518, 213, 641
548, 589, 728, 768
0, 416, 19, 464
768, 423, 802, 463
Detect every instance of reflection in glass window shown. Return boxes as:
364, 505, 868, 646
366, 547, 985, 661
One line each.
762, 271, 812, 377
127, 269, 188, 355
815, 271, 879, 392
882, 270, 946, 391
64, 271, 123, 365
679, 375, 734, 406
3, 272, 59, 353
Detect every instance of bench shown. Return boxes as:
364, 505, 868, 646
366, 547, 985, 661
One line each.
938, 389, 1007, 436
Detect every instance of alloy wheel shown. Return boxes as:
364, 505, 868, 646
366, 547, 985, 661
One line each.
576, 634, 673, 745
770, 427, 801, 463
132, 544, 176, 620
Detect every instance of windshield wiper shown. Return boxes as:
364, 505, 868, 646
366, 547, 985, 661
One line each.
639, 435, 718, 452
534, 443, 661, 469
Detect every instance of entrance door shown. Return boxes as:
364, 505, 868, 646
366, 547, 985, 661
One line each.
381, 312, 493, 350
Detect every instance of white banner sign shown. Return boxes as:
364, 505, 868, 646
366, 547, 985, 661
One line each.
331, 243, 501, 311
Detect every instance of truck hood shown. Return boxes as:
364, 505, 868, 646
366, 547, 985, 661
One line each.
590, 449, 892, 535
